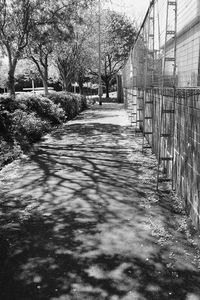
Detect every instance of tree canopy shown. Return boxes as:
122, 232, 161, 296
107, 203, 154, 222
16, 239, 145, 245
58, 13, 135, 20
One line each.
0, 0, 39, 97
88, 10, 137, 97
0, 0, 97, 97
0, 0, 136, 98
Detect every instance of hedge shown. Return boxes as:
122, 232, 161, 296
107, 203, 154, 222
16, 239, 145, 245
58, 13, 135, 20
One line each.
0, 92, 87, 169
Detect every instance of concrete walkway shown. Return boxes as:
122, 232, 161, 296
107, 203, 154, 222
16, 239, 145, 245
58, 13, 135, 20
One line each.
0, 103, 200, 300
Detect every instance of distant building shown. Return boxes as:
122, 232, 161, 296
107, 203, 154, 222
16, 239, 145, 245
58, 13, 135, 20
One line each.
122, 0, 200, 89
165, 0, 200, 87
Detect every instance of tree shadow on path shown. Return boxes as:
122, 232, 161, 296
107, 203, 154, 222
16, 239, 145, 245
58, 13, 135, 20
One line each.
0, 106, 200, 300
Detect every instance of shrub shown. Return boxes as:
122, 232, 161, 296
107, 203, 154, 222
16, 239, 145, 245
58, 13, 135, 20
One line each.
11, 109, 50, 148
48, 92, 87, 120
0, 91, 88, 166
72, 93, 87, 112
0, 109, 12, 137
0, 97, 17, 141
16, 93, 65, 125
87, 97, 98, 106
0, 139, 21, 169
0, 96, 19, 113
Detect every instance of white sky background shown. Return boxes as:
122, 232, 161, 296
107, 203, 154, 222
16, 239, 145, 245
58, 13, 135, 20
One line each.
105, 0, 150, 26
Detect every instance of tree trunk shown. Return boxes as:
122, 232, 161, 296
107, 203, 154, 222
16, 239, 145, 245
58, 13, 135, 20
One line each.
62, 80, 67, 91
43, 57, 49, 96
38, 65, 48, 96
31, 55, 49, 96
79, 81, 83, 95
59, 69, 71, 92
59, 71, 66, 91
8, 68, 16, 99
42, 77, 48, 96
62, 79, 72, 92
117, 74, 123, 103
105, 80, 109, 98
6, 46, 18, 99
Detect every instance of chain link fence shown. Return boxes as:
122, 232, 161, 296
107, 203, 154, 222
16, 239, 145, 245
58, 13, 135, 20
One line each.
122, 0, 200, 229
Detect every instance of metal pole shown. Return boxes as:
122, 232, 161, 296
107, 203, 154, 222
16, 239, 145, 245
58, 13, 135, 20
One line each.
98, 0, 102, 105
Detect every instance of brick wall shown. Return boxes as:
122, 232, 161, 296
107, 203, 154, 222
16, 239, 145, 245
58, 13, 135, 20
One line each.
122, 0, 200, 230
174, 90, 200, 227
124, 87, 200, 230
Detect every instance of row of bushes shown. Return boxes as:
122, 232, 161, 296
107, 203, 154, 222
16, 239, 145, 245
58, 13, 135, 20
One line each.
0, 92, 87, 169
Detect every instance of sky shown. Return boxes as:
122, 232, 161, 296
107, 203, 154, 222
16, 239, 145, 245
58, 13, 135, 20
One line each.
105, 0, 150, 26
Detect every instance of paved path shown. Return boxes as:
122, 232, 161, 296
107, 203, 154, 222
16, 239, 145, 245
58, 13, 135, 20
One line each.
0, 103, 200, 300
